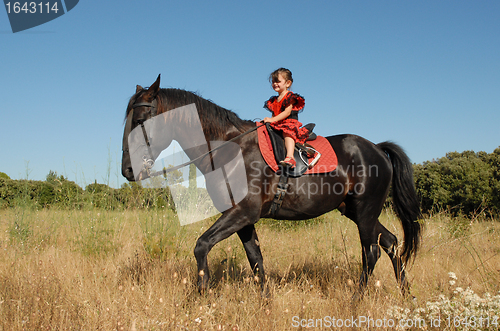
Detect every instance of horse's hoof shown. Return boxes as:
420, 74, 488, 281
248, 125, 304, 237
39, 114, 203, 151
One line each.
198, 286, 208, 295
351, 291, 363, 302
399, 284, 411, 298
197, 280, 209, 295
260, 286, 271, 301
351, 285, 366, 302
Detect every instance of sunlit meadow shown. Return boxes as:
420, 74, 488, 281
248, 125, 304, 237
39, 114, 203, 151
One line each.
0, 207, 499, 330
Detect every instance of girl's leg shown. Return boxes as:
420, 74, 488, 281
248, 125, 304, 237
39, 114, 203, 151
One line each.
283, 134, 295, 159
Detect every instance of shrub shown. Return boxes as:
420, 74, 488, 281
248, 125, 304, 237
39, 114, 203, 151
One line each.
414, 148, 500, 216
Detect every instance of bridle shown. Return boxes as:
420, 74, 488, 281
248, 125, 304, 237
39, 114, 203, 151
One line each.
132, 100, 158, 115
135, 99, 158, 173
122, 98, 158, 178
124, 97, 265, 180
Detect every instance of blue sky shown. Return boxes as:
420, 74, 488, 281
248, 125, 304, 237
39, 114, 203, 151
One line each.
1, 1, 499, 188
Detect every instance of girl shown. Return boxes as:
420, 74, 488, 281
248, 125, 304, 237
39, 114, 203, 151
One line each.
263, 68, 309, 168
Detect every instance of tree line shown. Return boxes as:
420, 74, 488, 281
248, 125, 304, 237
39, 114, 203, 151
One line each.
413, 147, 500, 217
0, 170, 174, 210
1, 147, 500, 216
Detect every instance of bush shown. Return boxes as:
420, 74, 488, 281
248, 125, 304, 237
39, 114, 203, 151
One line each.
85, 182, 121, 209
414, 148, 500, 216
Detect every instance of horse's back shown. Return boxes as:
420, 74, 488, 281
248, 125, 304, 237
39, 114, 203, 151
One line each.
325, 134, 392, 170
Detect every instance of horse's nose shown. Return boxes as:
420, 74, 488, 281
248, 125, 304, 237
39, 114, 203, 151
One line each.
122, 167, 136, 182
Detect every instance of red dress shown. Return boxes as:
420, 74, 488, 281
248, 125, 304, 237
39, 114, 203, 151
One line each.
264, 91, 309, 145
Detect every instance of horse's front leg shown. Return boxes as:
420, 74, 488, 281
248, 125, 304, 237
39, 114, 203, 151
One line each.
237, 224, 268, 297
194, 207, 256, 294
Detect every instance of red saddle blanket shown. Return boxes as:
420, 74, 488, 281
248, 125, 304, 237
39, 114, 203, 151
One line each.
257, 124, 338, 174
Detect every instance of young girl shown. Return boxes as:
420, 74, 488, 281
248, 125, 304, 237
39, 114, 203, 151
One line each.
263, 68, 309, 168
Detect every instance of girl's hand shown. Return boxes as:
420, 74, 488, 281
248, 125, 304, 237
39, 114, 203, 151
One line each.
265, 104, 292, 123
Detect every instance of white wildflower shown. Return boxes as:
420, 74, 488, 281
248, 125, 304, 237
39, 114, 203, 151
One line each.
388, 274, 500, 330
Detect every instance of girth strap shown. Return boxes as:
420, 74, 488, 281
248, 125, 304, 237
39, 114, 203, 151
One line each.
268, 172, 289, 217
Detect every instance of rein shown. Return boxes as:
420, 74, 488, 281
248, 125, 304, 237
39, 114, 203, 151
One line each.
147, 122, 266, 178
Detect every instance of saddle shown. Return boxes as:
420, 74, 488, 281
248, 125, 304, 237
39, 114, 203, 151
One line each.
257, 122, 338, 217
265, 123, 321, 177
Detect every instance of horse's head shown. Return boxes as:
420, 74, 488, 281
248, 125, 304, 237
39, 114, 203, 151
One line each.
122, 74, 173, 181
122, 74, 251, 182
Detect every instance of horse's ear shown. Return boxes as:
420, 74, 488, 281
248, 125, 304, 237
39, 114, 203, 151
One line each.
136, 85, 144, 93
147, 74, 161, 99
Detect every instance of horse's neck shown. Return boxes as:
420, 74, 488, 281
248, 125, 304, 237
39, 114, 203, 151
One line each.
164, 107, 231, 159
169, 129, 219, 176
176, 123, 237, 160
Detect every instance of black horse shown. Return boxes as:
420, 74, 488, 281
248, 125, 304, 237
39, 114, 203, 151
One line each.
122, 75, 422, 297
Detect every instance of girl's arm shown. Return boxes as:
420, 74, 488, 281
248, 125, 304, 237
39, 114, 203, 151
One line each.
263, 104, 293, 123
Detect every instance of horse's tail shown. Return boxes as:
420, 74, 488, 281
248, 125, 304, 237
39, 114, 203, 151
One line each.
377, 141, 422, 264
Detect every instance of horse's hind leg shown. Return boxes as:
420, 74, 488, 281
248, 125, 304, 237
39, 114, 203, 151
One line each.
377, 223, 410, 296
356, 220, 382, 297
355, 219, 409, 298
237, 224, 267, 295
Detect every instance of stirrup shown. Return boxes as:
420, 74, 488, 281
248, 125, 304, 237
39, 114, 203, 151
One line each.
280, 156, 296, 169
307, 148, 321, 169
299, 145, 321, 169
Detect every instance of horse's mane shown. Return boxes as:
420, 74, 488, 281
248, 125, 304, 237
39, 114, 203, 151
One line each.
125, 88, 254, 137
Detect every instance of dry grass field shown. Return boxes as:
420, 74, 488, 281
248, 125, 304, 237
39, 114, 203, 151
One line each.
0, 207, 499, 330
